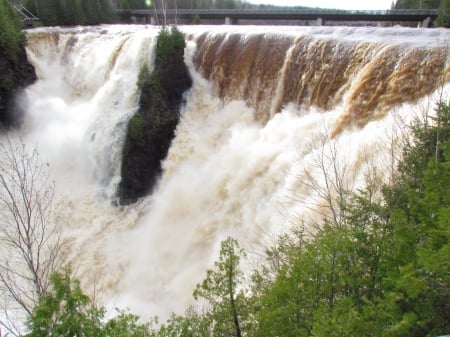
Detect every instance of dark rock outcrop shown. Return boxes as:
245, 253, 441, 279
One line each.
0, 45, 37, 128
118, 28, 192, 205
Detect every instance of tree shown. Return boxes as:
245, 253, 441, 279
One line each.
257, 101, 450, 337
26, 268, 153, 337
0, 138, 64, 336
437, 0, 450, 26
0, 0, 24, 59
384, 101, 450, 336
193, 237, 247, 337
23, 0, 115, 26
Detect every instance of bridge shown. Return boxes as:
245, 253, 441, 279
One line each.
115, 8, 438, 27
8, 1, 38, 26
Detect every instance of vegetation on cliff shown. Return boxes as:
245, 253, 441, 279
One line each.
0, 0, 36, 127
118, 26, 192, 205
0, 0, 24, 58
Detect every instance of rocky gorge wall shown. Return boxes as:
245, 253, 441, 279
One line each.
0, 40, 36, 127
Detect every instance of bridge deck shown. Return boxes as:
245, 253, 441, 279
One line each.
115, 8, 438, 23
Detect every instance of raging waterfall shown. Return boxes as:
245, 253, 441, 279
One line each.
9, 24, 450, 319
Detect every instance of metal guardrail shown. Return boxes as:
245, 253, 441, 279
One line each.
115, 8, 438, 24
115, 8, 438, 16
11, 4, 39, 25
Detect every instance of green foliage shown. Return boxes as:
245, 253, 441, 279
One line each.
136, 63, 164, 127
127, 0, 148, 9
0, 78, 14, 90
26, 268, 153, 337
437, 0, 450, 27
138, 63, 162, 99
26, 268, 104, 337
0, 0, 24, 59
193, 14, 201, 24
157, 309, 211, 337
137, 63, 151, 89
145, 101, 450, 336
159, 0, 245, 9
26, 0, 115, 26
103, 310, 154, 337
258, 101, 450, 337
393, 0, 450, 26
129, 111, 145, 145
193, 237, 249, 337
121, 0, 131, 9
393, 0, 441, 9
135, 27, 188, 128
156, 26, 186, 65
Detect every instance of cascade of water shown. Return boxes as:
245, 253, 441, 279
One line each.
4, 25, 449, 321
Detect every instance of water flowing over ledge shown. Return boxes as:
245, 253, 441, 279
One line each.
11, 25, 450, 319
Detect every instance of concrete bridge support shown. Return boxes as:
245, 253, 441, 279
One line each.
225, 16, 232, 25
316, 17, 324, 25
419, 16, 431, 27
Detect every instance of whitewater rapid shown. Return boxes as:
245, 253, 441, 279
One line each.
7, 25, 450, 320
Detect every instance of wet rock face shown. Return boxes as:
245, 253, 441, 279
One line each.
0, 46, 37, 128
118, 29, 192, 205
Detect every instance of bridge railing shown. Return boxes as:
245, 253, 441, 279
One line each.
115, 8, 438, 16
8, 0, 39, 25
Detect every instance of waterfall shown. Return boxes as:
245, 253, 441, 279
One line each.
8, 25, 450, 320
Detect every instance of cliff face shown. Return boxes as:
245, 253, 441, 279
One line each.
118, 28, 192, 205
0, 44, 36, 128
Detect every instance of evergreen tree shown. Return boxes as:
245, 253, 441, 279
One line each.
0, 0, 24, 59
193, 237, 248, 337
128, 0, 147, 8
256, 101, 450, 337
437, 0, 450, 25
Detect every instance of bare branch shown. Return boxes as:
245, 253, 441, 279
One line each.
0, 136, 65, 335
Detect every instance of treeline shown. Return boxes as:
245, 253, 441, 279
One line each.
23, 0, 116, 26
0, 0, 36, 126
393, 0, 450, 25
0, 0, 24, 58
166, 0, 247, 9
114, 0, 250, 9
18, 100, 450, 336
21, 0, 251, 26
393, 0, 441, 9
0, 0, 24, 119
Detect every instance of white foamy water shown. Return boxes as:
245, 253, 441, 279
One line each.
2, 25, 449, 321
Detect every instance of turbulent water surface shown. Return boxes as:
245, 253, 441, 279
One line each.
7, 25, 450, 319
